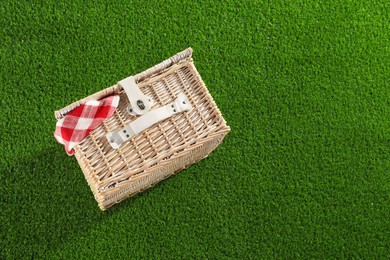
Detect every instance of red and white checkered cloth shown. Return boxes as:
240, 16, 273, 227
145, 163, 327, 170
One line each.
54, 95, 120, 155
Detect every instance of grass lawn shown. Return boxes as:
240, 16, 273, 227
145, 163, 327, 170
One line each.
1, 0, 389, 258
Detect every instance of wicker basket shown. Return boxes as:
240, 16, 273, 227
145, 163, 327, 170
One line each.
55, 48, 230, 210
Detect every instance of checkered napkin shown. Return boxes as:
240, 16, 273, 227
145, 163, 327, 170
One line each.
54, 95, 120, 155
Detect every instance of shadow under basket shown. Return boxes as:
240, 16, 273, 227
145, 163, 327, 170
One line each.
55, 48, 230, 210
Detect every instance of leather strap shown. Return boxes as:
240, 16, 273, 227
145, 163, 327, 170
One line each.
118, 76, 153, 115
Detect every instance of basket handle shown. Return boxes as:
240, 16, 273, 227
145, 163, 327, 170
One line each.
54, 48, 193, 120
106, 93, 192, 149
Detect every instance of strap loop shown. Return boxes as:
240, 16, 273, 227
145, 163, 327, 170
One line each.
118, 76, 153, 115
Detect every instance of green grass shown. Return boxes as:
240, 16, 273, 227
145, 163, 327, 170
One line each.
1, 0, 389, 258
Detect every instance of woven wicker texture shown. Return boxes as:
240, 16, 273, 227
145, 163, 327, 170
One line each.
55, 48, 230, 210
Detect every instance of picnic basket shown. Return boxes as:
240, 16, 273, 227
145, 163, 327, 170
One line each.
54, 48, 230, 210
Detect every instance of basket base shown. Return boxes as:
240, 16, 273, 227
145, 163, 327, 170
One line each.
86, 131, 228, 210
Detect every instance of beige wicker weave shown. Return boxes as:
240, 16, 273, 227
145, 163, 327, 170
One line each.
55, 48, 230, 210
